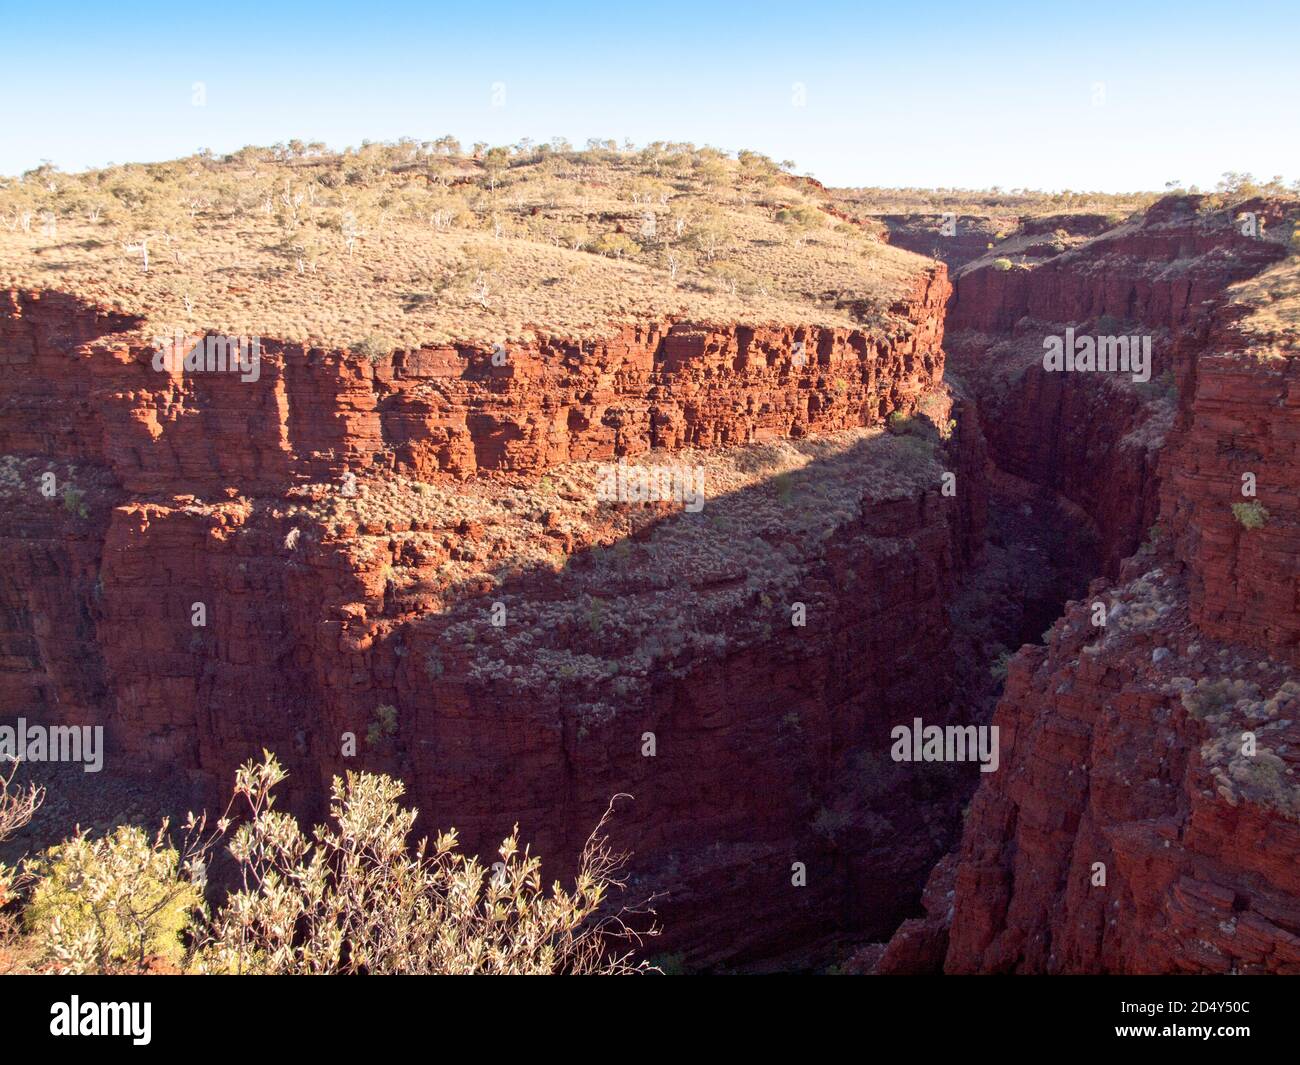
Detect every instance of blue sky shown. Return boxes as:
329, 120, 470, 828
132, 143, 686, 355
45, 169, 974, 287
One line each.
4, 0, 1297, 191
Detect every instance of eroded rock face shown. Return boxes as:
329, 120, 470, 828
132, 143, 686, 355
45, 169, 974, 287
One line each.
943, 565, 1300, 974
1163, 351, 1300, 664
948, 196, 1289, 336
878, 194, 1300, 975
947, 333, 1166, 579
0, 268, 949, 494
0, 261, 984, 967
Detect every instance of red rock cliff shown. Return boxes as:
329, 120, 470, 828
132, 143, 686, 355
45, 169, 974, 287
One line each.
879, 195, 1300, 975
1, 262, 995, 967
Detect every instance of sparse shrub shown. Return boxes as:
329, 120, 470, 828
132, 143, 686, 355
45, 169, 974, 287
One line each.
24, 825, 203, 973
1225, 750, 1300, 819
1232, 501, 1269, 530
60, 485, 88, 519
197, 754, 648, 974
775, 204, 823, 233
706, 260, 753, 296
366, 703, 398, 748
13, 753, 649, 975
989, 650, 1013, 682
590, 232, 640, 259
428, 644, 449, 681
1181, 677, 1253, 720
885, 410, 913, 434
890, 405, 947, 444
0, 763, 44, 969
353, 333, 397, 365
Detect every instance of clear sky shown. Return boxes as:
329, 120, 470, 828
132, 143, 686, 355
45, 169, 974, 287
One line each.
4, 0, 1297, 192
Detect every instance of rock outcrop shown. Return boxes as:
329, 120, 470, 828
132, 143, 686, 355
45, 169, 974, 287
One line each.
0, 270, 949, 494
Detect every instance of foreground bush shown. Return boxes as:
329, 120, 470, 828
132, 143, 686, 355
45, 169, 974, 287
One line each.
3, 753, 650, 975
0, 762, 43, 971
24, 826, 201, 973
198, 755, 646, 974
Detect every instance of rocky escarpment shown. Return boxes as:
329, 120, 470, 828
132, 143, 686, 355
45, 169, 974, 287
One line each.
948, 197, 1289, 336
0, 270, 948, 493
878, 214, 1008, 269
1163, 346, 1300, 665
1, 259, 996, 968
940, 561, 1300, 973
946, 196, 1292, 573
877, 194, 1300, 974
880, 211, 1121, 272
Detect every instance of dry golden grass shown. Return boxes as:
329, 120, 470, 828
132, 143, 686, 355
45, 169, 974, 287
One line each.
0, 143, 927, 349
1223, 250, 1300, 359
828, 185, 1156, 222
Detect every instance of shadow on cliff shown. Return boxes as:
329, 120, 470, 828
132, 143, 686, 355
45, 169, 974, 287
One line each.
305, 416, 996, 970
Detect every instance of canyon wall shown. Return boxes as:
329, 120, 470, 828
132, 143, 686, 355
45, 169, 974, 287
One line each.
0, 271, 948, 493
1, 261, 998, 966
879, 195, 1300, 974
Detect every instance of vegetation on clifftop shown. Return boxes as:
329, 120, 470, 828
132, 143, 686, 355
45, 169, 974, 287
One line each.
0, 140, 929, 349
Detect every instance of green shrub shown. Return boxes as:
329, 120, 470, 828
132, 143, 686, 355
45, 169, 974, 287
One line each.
425, 647, 444, 678
198, 753, 646, 974
353, 333, 398, 365
589, 232, 640, 258
61, 485, 88, 519
991, 257, 1014, 272
1231, 501, 1269, 530
367, 703, 398, 747
24, 825, 202, 973
1181, 677, 1254, 720
16, 753, 648, 975
775, 205, 823, 231
0, 764, 43, 962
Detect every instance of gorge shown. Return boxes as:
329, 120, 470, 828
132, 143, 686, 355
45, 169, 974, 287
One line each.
1, 155, 1297, 972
